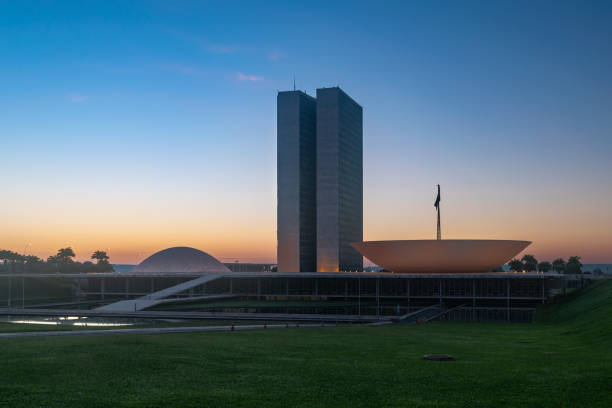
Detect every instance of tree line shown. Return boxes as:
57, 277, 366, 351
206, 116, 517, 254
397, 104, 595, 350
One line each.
0, 247, 114, 273
506, 255, 596, 274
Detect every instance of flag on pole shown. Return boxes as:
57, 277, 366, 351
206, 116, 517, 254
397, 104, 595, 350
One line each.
434, 184, 440, 208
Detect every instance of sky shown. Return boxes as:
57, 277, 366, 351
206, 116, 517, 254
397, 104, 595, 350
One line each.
1, 0, 611, 264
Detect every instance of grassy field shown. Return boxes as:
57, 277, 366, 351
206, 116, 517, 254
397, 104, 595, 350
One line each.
0, 281, 611, 407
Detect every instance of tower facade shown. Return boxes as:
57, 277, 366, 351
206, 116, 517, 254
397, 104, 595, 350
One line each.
277, 87, 362, 272
277, 91, 317, 272
316, 87, 363, 272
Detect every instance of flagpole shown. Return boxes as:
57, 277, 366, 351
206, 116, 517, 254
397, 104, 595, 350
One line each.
435, 184, 441, 240
437, 204, 441, 240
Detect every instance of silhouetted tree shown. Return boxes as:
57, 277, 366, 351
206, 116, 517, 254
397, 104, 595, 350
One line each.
25, 255, 42, 263
0, 250, 13, 272
47, 247, 76, 273
0, 249, 24, 272
55, 247, 76, 263
537, 261, 552, 273
552, 258, 566, 274
81, 261, 97, 273
1, 247, 118, 273
566, 256, 582, 274
0, 250, 22, 263
91, 251, 109, 262
24, 255, 43, 273
508, 259, 524, 272
0, 250, 12, 266
91, 250, 114, 272
521, 254, 538, 272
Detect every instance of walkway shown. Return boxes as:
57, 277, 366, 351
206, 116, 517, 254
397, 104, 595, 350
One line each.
96, 274, 222, 311
0, 322, 359, 339
0, 307, 386, 323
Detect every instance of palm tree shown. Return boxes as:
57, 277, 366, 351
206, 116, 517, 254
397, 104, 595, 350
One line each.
24, 255, 42, 273
47, 247, 76, 273
91, 250, 114, 272
508, 259, 524, 272
0, 250, 24, 272
25, 255, 42, 263
91, 251, 109, 263
0, 250, 11, 272
566, 256, 582, 274
552, 258, 566, 274
0, 250, 18, 263
537, 261, 552, 273
0, 250, 10, 264
55, 247, 76, 263
521, 255, 538, 273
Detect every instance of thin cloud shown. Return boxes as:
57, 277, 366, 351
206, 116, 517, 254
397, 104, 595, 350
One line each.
206, 44, 236, 54
161, 64, 197, 75
69, 94, 88, 103
236, 72, 264, 82
163, 29, 258, 57
268, 51, 286, 61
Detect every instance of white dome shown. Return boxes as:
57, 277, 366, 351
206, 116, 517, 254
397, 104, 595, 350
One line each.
133, 247, 230, 274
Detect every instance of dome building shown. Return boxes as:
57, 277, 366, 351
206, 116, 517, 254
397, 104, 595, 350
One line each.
132, 247, 231, 274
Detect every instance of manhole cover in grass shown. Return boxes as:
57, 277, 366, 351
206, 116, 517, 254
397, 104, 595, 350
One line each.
423, 354, 454, 361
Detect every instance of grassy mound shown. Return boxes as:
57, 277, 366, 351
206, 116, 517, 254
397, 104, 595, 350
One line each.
537, 280, 612, 342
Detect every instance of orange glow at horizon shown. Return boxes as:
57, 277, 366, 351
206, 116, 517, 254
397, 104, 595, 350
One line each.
0, 192, 278, 264
2, 198, 611, 265
2, 177, 611, 265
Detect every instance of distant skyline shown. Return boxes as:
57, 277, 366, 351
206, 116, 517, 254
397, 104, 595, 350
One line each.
1, 1, 611, 264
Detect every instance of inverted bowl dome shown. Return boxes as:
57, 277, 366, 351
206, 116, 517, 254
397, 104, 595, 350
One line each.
351, 240, 531, 273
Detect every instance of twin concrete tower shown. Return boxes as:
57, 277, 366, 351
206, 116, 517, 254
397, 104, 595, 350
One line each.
277, 87, 363, 272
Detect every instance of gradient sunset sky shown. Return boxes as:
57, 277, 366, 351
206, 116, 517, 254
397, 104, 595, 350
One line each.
1, 1, 611, 264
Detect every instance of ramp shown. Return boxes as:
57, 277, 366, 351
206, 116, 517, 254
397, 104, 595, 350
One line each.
422, 304, 467, 322
96, 274, 222, 312
392, 304, 467, 324
393, 304, 442, 324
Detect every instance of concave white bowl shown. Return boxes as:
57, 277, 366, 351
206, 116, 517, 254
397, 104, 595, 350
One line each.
351, 240, 531, 273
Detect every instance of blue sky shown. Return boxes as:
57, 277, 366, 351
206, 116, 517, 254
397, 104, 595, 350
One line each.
1, 1, 611, 263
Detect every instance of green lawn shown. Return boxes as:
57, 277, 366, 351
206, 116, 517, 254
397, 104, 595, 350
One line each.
0, 281, 611, 407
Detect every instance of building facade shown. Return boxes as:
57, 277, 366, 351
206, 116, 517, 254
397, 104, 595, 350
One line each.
277, 87, 363, 272
277, 91, 317, 272
316, 87, 363, 272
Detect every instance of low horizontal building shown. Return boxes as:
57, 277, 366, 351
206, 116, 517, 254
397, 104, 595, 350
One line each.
0, 246, 587, 323
1, 270, 584, 322
223, 263, 276, 273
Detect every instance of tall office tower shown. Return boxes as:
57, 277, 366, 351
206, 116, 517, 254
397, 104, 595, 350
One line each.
316, 87, 363, 272
277, 91, 317, 272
